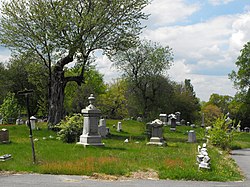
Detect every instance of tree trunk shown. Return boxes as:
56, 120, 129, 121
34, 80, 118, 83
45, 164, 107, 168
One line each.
47, 65, 66, 128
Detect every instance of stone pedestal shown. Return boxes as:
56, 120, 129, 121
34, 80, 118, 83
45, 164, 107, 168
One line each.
147, 119, 165, 146
188, 130, 196, 143
77, 94, 104, 147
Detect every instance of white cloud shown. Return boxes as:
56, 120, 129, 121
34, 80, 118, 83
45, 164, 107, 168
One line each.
95, 54, 121, 83
208, 0, 235, 6
142, 12, 250, 100
143, 0, 200, 26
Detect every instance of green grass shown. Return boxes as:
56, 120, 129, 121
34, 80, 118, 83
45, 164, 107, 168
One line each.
0, 121, 248, 181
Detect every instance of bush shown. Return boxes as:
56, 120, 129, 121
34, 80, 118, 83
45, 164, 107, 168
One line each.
208, 115, 239, 150
56, 114, 83, 143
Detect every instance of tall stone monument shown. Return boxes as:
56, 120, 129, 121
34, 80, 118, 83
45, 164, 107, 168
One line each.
78, 94, 104, 147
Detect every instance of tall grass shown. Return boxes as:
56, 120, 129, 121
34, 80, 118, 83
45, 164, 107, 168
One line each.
0, 121, 248, 181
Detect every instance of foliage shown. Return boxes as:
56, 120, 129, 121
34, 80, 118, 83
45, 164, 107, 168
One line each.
0, 92, 19, 124
229, 42, 250, 128
0, 0, 149, 126
208, 115, 239, 150
112, 40, 174, 119
207, 93, 233, 114
202, 104, 222, 127
172, 79, 201, 123
56, 114, 84, 143
64, 66, 107, 114
98, 79, 129, 119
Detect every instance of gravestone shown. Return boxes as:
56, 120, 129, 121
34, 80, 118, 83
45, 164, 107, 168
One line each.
30, 116, 37, 130
175, 112, 181, 125
159, 114, 167, 125
0, 128, 9, 144
77, 94, 104, 147
117, 121, 122, 132
170, 115, 177, 131
147, 119, 165, 146
98, 118, 108, 138
244, 127, 250, 133
16, 118, 23, 125
181, 119, 185, 126
188, 130, 196, 143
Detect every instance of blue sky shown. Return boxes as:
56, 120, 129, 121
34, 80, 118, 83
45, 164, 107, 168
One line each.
1, 0, 250, 101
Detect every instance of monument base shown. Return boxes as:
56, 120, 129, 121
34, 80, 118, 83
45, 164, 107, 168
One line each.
147, 137, 165, 146
77, 134, 104, 147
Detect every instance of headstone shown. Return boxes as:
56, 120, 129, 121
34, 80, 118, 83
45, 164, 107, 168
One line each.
147, 119, 165, 146
30, 116, 37, 130
159, 114, 167, 125
0, 128, 9, 144
137, 117, 142, 122
0, 118, 3, 124
170, 115, 176, 131
197, 143, 211, 169
98, 118, 108, 138
16, 118, 23, 125
201, 113, 205, 127
77, 94, 104, 147
244, 127, 250, 133
188, 130, 196, 143
190, 124, 196, 128
180, 119, 185, 126
187, 122, 190, 126
175, 112, 181, 125
117, 121, 122, 132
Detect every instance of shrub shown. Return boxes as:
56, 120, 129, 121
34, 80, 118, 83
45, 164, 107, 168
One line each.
208, 115, 239, 150
56, 114, 84, 143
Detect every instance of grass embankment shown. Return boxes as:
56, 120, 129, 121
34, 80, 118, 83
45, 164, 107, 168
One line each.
0, 120, 249, 181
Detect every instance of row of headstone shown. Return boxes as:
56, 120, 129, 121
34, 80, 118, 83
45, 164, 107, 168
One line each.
197, 143, 211, 169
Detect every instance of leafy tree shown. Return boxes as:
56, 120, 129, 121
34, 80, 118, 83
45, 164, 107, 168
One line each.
172, 79, 200, 123
0, 92, 19, 124
202, 104, 222, 127
98, 79, 129, 119
229, 42, 250, 128
0, 0, 149, 127
207, 93, 233, 114
64, 66, 107, 114
112, 40, 173, 119
0, 62, 11, 104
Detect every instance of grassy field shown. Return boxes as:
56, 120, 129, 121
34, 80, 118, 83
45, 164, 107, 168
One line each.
0, 120, 249, 181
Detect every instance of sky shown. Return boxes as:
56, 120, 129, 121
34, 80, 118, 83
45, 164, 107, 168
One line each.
1, 0, 250, 101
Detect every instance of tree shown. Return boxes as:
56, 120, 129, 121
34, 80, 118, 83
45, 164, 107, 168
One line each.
201, 104, 222, 127
0, 0, 149, 127
172, 79, 200, 123
229, 42, 250, 128
98, 79, 129, 119
207, 93, 233, 114
64, 66, 107, 114
0, 92, 19, 124
112, 40, 173, 119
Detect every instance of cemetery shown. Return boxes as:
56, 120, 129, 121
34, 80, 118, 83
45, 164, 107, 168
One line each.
0, 110, 250, 181
0, 0, 250, 185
